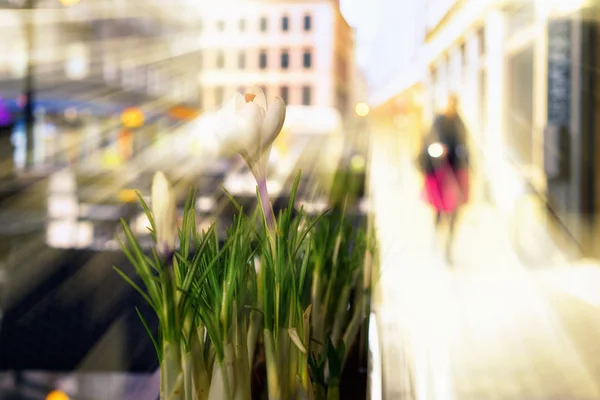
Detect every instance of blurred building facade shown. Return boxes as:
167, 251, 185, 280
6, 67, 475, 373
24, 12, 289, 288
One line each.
195, 0, 355, 117
0, 0, 205, 171
371, 0, 600, 255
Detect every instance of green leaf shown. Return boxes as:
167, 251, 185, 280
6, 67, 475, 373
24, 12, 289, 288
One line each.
293, 209, 330, 260
135, 307, 161, 362
135, 190, 156, 242
119, 219, 161, 306
326, 338, 342, 378
113, 266, 156, 312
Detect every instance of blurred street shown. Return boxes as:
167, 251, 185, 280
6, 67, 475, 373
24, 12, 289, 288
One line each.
1, 0, 600, 399
371, 129, 600, 400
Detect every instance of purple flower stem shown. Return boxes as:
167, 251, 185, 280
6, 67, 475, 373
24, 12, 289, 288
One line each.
257, 176, 276, 231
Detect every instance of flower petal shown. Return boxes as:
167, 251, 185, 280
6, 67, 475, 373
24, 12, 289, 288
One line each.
215, 93, 248, 151
261, 96, 286, 148
226, 92, 246, 112
237, 102, 264, 152
248, 85, 267, 114
215, 110, 239, 148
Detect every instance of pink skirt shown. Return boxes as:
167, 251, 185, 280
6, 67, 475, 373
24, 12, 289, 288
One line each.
421, 165, 469, 213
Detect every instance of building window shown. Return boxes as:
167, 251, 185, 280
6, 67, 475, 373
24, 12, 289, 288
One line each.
304, 15, 311, 31
217, 20, 225, 31
238, 52, 246, 69
260, 17, 268, 32
216, 52, 225, 69
302, 86, 311, 105
239, 19, 246, 32
280, 86, 289, 103
259, 50, 267, 69
303, 50, 312, 68
282, 16, 289, 32
281, 50, 289, 69
215, 86, 224, 106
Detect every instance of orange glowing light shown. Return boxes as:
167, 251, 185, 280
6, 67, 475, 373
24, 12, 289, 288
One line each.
121, 108, 144, 128
244, 93, 256, 103
168, 106, 199, 121
46, 390, 70, 400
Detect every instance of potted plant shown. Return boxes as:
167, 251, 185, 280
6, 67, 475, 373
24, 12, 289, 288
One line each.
115, 87, 374, 399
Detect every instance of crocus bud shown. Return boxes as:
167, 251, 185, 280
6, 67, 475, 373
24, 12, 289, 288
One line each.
151, 171, 178, 257
215, 85, 286, 179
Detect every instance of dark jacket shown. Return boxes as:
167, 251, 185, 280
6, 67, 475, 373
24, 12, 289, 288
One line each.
419, 114, 468, 174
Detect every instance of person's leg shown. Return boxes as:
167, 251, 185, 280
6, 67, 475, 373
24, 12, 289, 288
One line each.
435, 210, 442, 227
446, 210, 458, 264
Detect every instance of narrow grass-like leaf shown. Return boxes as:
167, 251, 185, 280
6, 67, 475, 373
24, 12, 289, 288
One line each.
113, 266, 156, 312
136, 306, 161, 362
293, 209, 329, 260
135, 190, 156, 242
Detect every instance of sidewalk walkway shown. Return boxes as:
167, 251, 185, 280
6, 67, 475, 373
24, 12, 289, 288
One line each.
369, 131, 600, 400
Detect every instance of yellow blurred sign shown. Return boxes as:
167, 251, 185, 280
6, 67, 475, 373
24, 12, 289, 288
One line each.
121, 108, 144, 128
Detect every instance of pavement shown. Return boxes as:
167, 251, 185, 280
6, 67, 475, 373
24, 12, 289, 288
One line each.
369, 129, 600, 400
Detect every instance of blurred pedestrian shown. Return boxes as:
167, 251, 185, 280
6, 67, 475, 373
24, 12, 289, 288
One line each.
418, 94, 470, 264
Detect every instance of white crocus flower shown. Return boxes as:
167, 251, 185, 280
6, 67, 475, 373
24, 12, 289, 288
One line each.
216, 86, 286, 178
151, 171, 178, 256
